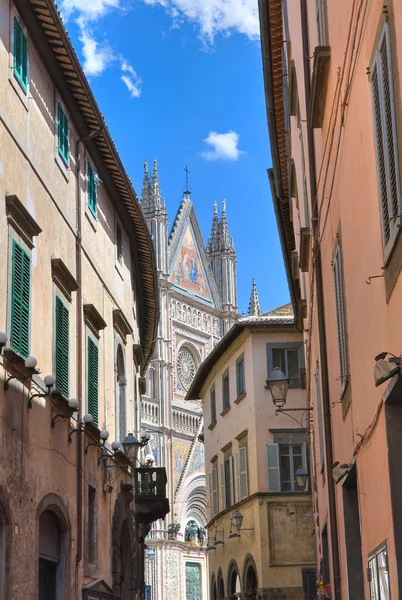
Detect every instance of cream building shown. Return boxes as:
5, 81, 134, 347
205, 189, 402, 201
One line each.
186, 302, 316, 600
0, 1, 167, 598
140, 167, 238, 600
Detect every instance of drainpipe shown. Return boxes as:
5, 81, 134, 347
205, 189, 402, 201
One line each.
300, 1, 342, 598
75, 129, 103, 576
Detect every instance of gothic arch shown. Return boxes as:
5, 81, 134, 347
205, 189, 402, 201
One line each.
210, 573, 217, 600
111, 484, 138, 599
217, 568, 225, 600
227, 559, 242, 599
175, 473, 207, 526
36, 493, 71, 600
242, 554, 259, 599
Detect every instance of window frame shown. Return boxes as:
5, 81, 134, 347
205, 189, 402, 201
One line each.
221, 456, 235, 510
236, 354, 245, 398
222, 369, 230, 411
57, 101, 70, 166
210, 384, 217, 425
333, 240, 349, 396
236, 445, 249, 501
316, 0, 329, 46
54, 295, 70, 399
87, 159, 98, 218
8, 237, 31, 359
266, 342, 304, 389
13, 16, 28, 93
209, 462, 219, 518
266, 441, 308, 493
368, 543, 390, 600
370, 21, 402, 263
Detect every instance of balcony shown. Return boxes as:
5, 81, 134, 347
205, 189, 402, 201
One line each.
134, 467, 170, 524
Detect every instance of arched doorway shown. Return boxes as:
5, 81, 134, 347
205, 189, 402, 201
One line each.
229, 569, 241, 599
245, 564, 258, 599
39, 510, 63, 600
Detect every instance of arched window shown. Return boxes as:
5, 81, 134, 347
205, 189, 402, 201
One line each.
218, 574, 225, 600
39, 511, 62, 600
245, 564, 258, 600
228, 563, 241, 599
116, 345, 126, 441
211, 577, 217, 600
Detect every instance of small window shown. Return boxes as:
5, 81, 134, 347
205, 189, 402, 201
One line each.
14, 17, 28, 91
10, 240, 31, 358
221, 457, 235, 509
222, 371, 230, 410
87, 162, 97, 217
370, 22, 401, 258
55, 296, 69, 399
209, 464, 219, 517
272, 348, 300, 387
210, 385, 216, 424
116, 222, 123, 265
266, 442, 308, 492
87, 486, 97, 565
368, 544, 390, 600
87, 337, 99, 426
236, 355, 245, 396
316, 0, 328, 46
333, 241, 348, 393
57, 102, 69, 165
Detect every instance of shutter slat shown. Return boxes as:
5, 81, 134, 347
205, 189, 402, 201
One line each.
88, 337, 99, 425
221, 463, 226, 510
333, 244, 348, 389
55, 297, 69, 398
11, 241, 30, 358
266, 443, 281, 492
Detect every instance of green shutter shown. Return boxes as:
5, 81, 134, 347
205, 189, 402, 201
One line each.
14, 18, 28, 91
55, 297, 69, 398
57, 103, 69, 164
87, 337, 98, 426
10, 241, 30, 358
87, 162, 97, 216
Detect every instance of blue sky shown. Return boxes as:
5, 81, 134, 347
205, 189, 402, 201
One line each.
60, 0, 289, 314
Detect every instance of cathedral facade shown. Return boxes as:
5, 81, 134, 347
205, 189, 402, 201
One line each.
140, 161, 238, 600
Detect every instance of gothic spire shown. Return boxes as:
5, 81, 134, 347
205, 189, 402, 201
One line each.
218, 200, 233, 251
141, 160, 152, 209
151, 158, 162, 211
248, 278, 262, 316
207, 201, 220, 253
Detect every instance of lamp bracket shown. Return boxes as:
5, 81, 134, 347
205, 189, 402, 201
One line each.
274, 407, 313, 430
85, 440, 106, 455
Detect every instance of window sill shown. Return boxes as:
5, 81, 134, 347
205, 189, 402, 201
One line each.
234, 391, 246, 404
115, 260, 124, 280
208, 420, 217, 430
55, 153, 70, 183
220, 406, 231, 417
9, 73, 29, 111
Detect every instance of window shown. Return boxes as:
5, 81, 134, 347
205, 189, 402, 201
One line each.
371, 22, 401, 257
236, 446, 249, 500
266, 442, 308, 492
221, 457, 235, 509
272, 348, 300, 387
333, 242, 348, 393
57, 102, 69, 165
55, 297, 69, 399
87, 486, 97, 565
10, 240, 31, 358
236, 355, 245, 397
87, 162, 97, 217
209, 464, 219, 517
210, 385, 216, 424
87, 337, 99, 426
222, 371, 230, 410
315, 365, 325, 476
316, 0, 328, 46
14, 17, 28, 91
368, 544, 390, 600
39, 511, 62, 600
116, 222, 123, 265
116, 345, 126, 441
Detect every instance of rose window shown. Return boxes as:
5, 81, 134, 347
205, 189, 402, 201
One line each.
177, 347, 197, 390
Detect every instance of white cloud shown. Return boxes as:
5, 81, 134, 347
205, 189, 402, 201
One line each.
121, 61, 142, 97
60, 0, 121, 23
80, 30, 113, 76
140, 0, 259, 40
201, 130, 243, 160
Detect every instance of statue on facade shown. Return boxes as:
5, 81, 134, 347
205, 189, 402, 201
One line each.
185, 521, 199, 543
167, 522, 181, 540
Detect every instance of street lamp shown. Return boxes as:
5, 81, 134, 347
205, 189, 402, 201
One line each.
122, 431, 151, 465
266, 367, 289, 408
295, 467, 308, 491
232, 511, 243, 530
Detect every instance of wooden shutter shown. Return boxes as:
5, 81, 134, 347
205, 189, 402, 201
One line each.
315, 367, 325, 472
236, 448, 248, 500
371, 23, 401, 251
266, 443, 281, 492
14, 18, 28, 89
333, 243, 348, 391
88, 162, 97, 215
55, 297, 69, 398
229, 456, 235, 506
209, 472, 214, 517
221, 463, 226, 510
58, 103, 69, 163
301, 442, 309, 492
10, 240, 30, 358
87, 337, 99, 426
119, 382, 126, 440
210, 467, 218, 517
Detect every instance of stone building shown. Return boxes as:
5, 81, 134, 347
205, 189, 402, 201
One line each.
186, 301, 315, 600
259, 0, 402, 598
140, 163, 238, 600
0, 1, 168, 598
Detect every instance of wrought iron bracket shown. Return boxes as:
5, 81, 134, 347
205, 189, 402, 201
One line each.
274, 406, 313, 430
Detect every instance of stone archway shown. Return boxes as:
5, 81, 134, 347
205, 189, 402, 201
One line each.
242, 555, 258, 600
227, 560, 241, 599
112, 484, 138, 599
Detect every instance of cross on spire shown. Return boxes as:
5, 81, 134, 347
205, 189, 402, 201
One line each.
184, 165, 191, 196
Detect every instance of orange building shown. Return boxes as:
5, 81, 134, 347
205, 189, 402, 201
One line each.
259, 0, 402, 599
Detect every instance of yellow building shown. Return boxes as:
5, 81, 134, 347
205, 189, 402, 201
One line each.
186, 304, 315, 600
0, 1, 168, 598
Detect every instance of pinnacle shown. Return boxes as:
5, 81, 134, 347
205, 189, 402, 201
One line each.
248, 278, 262, 316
